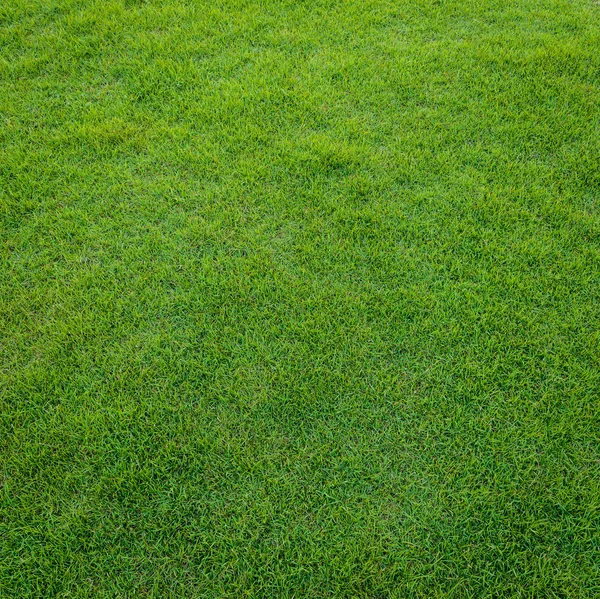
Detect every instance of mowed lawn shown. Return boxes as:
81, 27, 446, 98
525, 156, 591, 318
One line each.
1, 0, 599, 596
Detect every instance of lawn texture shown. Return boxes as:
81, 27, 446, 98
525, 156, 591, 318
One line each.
1, 0, 600, 597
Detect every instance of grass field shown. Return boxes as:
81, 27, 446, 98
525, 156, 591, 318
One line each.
1, 0, 600, 596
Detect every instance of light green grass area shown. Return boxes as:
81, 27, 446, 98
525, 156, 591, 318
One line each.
1, 0, 599, 596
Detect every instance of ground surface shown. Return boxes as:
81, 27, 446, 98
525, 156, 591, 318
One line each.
1, 0, 600, 597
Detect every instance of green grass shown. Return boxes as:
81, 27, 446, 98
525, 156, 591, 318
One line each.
1, 0, 599, 596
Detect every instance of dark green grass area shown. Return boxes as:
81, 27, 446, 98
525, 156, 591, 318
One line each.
1, 0, 600, 596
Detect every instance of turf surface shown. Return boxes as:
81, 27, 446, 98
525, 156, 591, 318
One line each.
1, 0, 600, 596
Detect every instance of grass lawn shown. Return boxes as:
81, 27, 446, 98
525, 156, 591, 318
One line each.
1, 0, 600, 596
